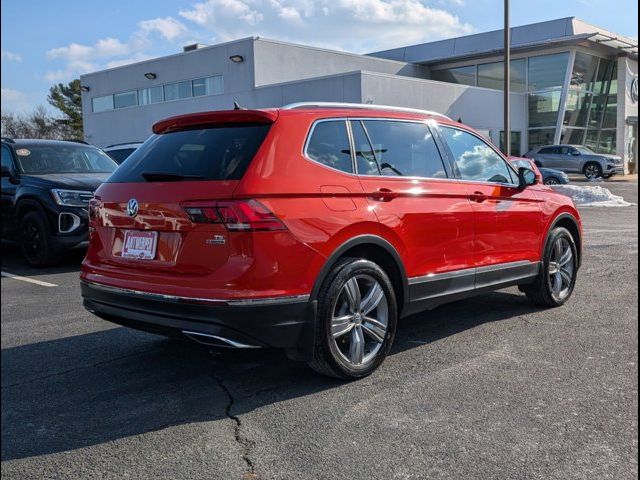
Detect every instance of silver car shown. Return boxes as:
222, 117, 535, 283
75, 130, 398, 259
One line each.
525, 144, 623, 180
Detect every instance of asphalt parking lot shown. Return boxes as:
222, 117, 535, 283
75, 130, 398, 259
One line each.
1, 181, 637, 480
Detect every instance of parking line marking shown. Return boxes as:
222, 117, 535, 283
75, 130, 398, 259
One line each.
0, 271, 58, 287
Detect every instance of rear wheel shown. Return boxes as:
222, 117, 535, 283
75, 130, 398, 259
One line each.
19, 211, 57, 267
308, 258, 397, 380
522, 227, 578, 307
583, 162, 602, 180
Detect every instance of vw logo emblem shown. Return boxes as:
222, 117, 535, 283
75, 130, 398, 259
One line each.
631, 76, 639, 104
126, 198, 139, 217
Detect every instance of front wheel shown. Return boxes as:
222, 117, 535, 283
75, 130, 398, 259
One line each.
522, 227, 578, 307
583, 162, 602, 180
19, 211, 57, 267
544, 176, 561, 185
308, 258, 397, 380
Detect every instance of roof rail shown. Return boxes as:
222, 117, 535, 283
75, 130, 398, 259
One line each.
1, 137, 15, 143
65, 139, 89, 144
281, 102, 450, 120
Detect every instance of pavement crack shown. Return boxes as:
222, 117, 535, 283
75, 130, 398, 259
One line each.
1, 349, 154, 390
212, 372, 258, 479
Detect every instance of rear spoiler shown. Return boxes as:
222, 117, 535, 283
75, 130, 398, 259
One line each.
152, 109, 279, 134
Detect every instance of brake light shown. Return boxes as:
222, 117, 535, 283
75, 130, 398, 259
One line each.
88, 199, 100, 224
181, 200, 286, 231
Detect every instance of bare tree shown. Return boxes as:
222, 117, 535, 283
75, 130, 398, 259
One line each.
1, 106, 73, 139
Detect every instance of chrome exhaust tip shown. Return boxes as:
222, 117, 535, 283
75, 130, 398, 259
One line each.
181, 330, 260, 349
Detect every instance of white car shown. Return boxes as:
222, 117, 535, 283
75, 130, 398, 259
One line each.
103, 142, 143, 164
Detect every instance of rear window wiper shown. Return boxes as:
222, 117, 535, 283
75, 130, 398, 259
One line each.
141, 172, 206, 182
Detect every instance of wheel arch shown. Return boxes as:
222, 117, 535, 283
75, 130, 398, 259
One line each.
310, 235, 409, 314
548, 213, 582, 268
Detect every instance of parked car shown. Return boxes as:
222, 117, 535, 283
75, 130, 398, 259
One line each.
81, 103, 582, 379
524, 144, 623, 180
103, 142, 143, 164
1, 138, 118, 266
510, 157, 570, 185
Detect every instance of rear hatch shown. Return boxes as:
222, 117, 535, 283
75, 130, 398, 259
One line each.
86, 110, 279, 282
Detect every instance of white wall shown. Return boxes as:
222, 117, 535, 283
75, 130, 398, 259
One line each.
617, 56, 638, 173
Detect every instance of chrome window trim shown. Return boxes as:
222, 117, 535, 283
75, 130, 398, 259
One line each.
302, 116, 453, 182
437, 123, 521, 187
82, 280, 310, 307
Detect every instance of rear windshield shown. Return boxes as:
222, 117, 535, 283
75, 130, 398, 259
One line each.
108, 124, 271, 183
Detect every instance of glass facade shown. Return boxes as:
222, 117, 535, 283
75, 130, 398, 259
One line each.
91, 75, 223, 112
430, 51, 619, 154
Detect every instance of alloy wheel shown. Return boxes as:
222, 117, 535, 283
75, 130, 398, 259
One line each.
548, 237, 574, 301
545, 177, 560, 185
584, 164, 600, 179
330, 274, 388, 366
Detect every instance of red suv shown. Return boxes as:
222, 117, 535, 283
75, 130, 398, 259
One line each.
81, 103, 582, 379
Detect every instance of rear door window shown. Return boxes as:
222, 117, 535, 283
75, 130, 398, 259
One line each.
361, 120, 447, 178
306, 120, 353, 173
440, 126, 515, 184
350, 121, 379, 175
108, 124, 271, 183
539, 147, 556, 154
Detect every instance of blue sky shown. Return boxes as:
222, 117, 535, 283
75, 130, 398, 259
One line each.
1, 0, 637, 114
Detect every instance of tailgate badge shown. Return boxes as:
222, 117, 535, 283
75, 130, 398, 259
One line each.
126, 198, 139, 217
206, 235, 226, 245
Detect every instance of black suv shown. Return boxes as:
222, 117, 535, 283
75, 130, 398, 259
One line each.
1, 138, 118, 266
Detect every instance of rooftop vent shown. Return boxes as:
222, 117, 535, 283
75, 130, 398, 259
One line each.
183, 43, 208, 52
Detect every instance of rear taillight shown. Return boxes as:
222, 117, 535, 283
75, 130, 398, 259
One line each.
181, 200, 286, 232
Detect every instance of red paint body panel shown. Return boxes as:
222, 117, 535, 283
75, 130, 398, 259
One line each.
81, 106, 582, 304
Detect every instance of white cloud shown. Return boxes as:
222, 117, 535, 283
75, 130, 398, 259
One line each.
44, 16, 187, 82
1, 50, 22, 62
1, 87, 32, 112
179, 0, 474, 51
138, 17, 188, 41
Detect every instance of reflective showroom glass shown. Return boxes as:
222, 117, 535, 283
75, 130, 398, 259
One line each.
563, 91, 592, 127
527, 52, 570, 91
499, 131, 522, 156
559, 128, 586, 145
477, 59, 526, 92
528, 129, 556, 150
570, 52, 599, 91
528, 90, 562, 127
431, 66, 476, 86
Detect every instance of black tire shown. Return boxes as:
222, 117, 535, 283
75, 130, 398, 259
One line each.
308, 257, 397, 380
522, 227, 578, 307
19, 211, 58, 267
544, 176, 561, 185
583, 162, 602, 180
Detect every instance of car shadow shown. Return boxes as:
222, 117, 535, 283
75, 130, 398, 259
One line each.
1, 290, 543, 461
0, 241, 85, 276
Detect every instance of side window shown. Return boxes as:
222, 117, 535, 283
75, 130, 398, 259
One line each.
559, 146, 571, 155
1, 146, 15, 172
440, 126, 515, 184
362, 120, 448, 178
539, 147, 554, 154
306, 121, 353, 173
350, 121, 379, 175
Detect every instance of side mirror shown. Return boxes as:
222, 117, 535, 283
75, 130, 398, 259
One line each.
571, 151, 581, 156
517, 167, 537, 189
1, 164, 11, 177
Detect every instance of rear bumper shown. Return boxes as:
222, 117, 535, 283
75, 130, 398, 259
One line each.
81, 280, 316, 360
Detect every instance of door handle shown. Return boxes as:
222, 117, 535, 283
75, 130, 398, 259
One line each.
470, 191, 488, 203
371, 188, 397, 202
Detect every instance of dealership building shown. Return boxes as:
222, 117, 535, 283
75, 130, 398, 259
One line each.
81, 17, 638, 172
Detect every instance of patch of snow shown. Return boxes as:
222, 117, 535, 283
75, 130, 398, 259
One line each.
550, 185, 635, 207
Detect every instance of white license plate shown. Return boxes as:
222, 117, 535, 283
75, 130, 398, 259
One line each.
121, 230, 158, 260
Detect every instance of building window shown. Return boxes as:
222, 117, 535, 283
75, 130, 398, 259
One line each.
571, 52, 599, 91
527, 52, 570, 91
499, 131, 522, 156
528, 90, 562, 128
164, 81, 193, 101
527, 129, 556, 151
477, 59, 526, 92
193, 75, 223, 96
139, 86, 164, 104
431, 66, 476, 86
114, 90, 138, 109
92, 95, 114, 112
564, 91, 592, 127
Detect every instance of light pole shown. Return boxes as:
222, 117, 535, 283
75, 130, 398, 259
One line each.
503, 0, 510, 156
